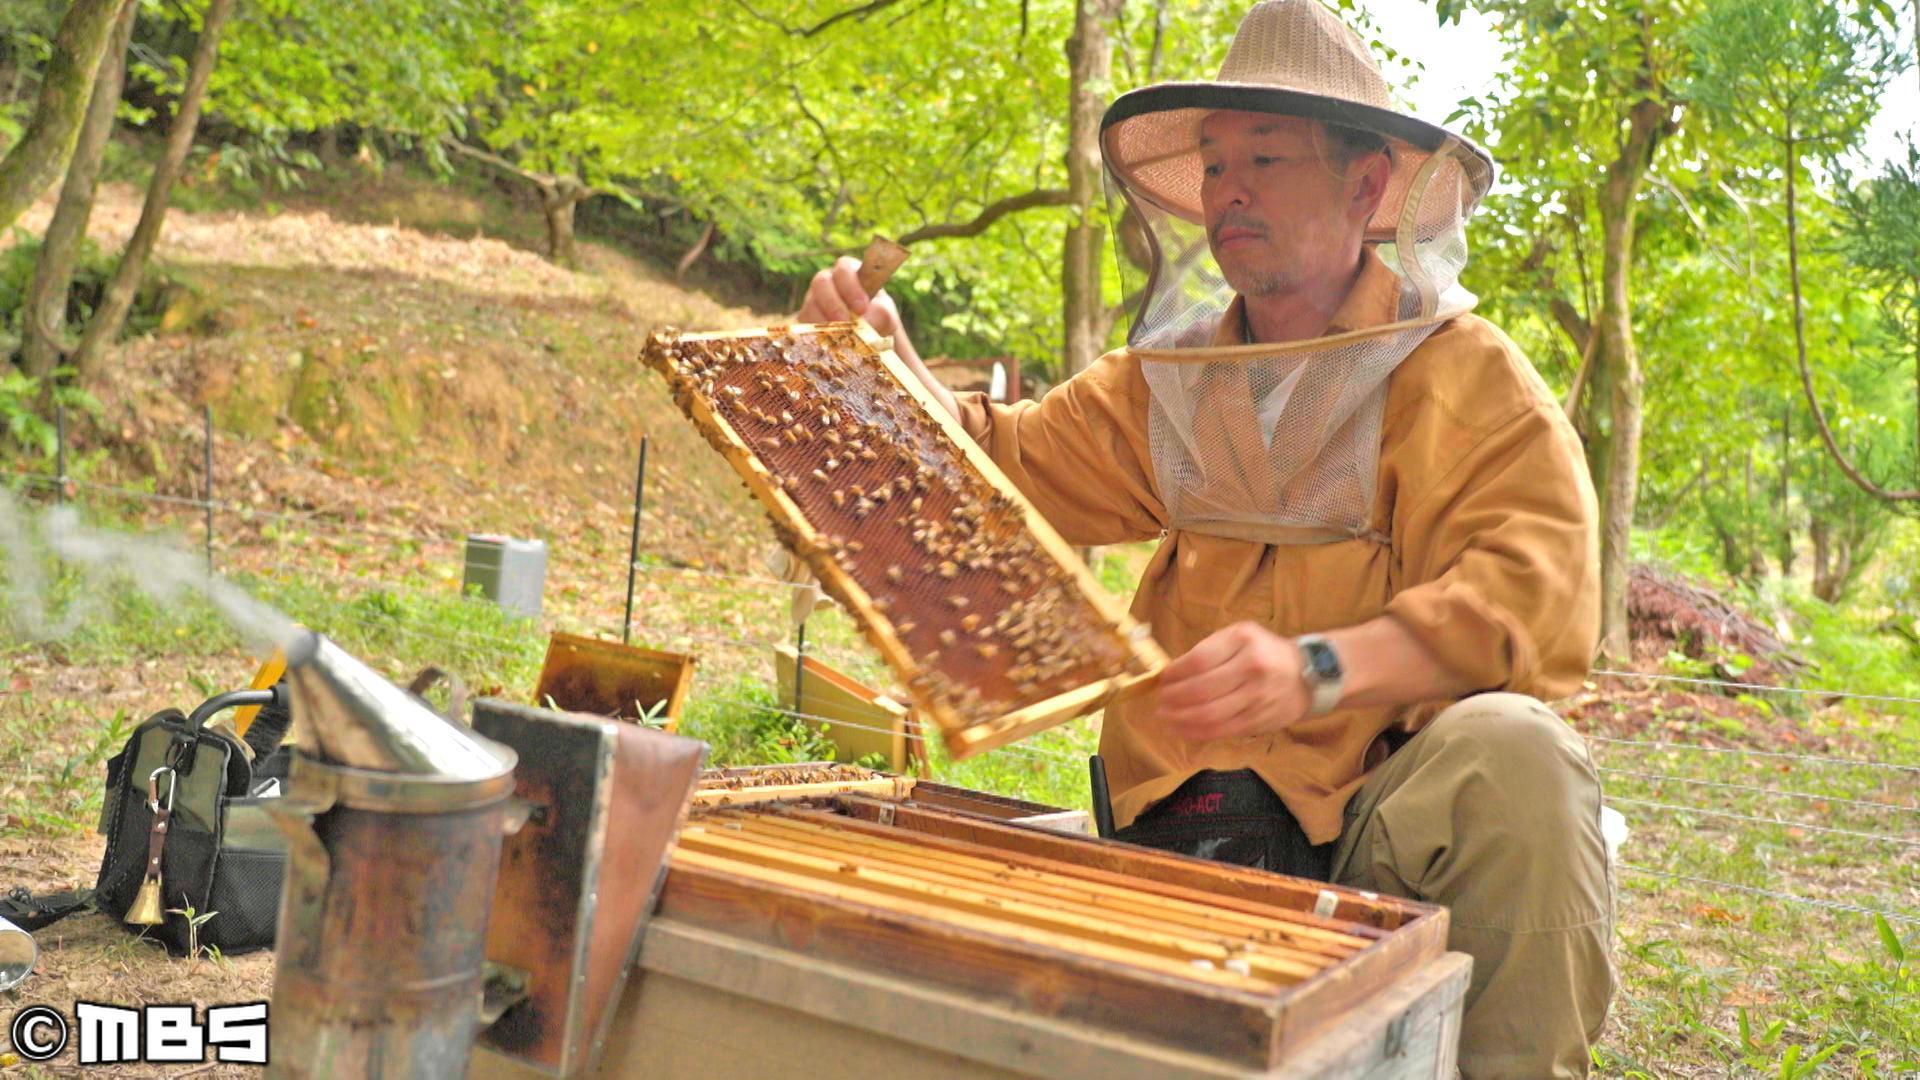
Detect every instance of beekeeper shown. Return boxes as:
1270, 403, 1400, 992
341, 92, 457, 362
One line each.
799, 2, 1611, 1074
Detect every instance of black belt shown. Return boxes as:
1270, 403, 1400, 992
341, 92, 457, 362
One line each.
1111, 769, 1333, 881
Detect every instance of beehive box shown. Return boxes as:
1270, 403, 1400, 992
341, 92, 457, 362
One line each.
471, 796, 1466, 1079
773, 643, 927, 775
641, 322, 1166, 758
532, 632, 697, 732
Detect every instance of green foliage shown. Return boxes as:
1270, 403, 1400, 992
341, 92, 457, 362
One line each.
1686, 0, 1898, 153
636, 697, 672, 729
162, 902, 221, 964
204, 0, 495, 141
0, 364, 93, 458
1094, 548, 1138, 597
680, 677, 838, 766
1772, 574, 1920, 719
203, 136, 321, 194
1838, 143, 1920, 457
0, 696, 129, 834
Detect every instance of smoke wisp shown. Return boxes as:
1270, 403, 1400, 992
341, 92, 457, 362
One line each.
0, 487, 295, 652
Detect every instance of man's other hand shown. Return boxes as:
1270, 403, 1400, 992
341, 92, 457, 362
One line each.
799, 255, 904, 338
1157, 621, 1312, 741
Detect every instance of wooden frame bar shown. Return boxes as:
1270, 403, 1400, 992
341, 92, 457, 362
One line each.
690, 776, 912, 808
704, 811, 1360, 966
832, 796, 1431, 932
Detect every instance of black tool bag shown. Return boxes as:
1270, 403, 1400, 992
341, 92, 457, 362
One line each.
90, 689, 292, 957
1112, 768, 1335, 881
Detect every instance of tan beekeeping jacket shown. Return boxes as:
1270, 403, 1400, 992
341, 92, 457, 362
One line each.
951, 252, 1600, 843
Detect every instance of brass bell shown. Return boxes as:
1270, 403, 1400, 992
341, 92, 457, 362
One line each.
126, 766, 176, 927
125, 876, 164, 926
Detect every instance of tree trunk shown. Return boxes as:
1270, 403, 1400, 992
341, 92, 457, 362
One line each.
676, 220, 715, 281
317, 125, 342, 168
540, 180, 585, 267
0, 0, 126, 234
22, 0, 135, 378
71, 0, 233, 374
1553, 297, 1598, 431
1833, 525, 1855, 597
1809, 509, 1856, 603
1777, 400, 1793, 577
1591, 97, 1665, 661
1743, 444, 1760, 578
1809, 517, 1834, 600
1582, 350, 1612, 499
1595, 220, 1643, 660
1062, 0, 1119, 377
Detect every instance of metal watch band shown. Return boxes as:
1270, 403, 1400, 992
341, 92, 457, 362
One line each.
1295, 634, 1345, 717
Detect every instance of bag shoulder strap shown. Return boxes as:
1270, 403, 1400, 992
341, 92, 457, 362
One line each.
1, 885, 93, 932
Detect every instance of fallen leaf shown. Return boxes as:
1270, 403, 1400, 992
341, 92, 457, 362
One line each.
1690, 903, 1743, 925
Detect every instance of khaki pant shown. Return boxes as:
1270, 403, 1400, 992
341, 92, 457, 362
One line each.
1329, 693, 1615, 1079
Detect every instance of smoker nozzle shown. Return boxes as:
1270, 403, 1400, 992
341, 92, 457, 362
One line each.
283, 630, 512, 779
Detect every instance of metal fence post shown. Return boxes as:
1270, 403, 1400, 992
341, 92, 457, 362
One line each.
54, 404, 66, 505
203, 405, 215, 574
622, 436, 649, 645
794, 619, 808, 716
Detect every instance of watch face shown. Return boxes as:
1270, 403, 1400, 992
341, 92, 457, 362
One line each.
1305, 641, 1341, 680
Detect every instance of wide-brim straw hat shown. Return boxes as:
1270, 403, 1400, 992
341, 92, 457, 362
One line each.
1101, 0, 1495, 241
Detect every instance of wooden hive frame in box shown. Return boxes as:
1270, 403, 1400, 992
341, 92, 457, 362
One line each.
642, 321, 1166, 758
691, 762, 915, 808
651, 798, 1455, 1072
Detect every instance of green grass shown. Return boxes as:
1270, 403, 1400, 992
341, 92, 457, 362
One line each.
1592, 539, 1920, 1073
1592, 714, 1919, 1075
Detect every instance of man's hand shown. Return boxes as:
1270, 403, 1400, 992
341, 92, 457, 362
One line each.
795, 255, 960, 419
1157, 615, 1480, 744
1156, 621, 1313, 741
799, 256, 905, 339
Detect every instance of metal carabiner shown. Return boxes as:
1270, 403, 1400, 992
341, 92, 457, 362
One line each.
147, 766, 178, 815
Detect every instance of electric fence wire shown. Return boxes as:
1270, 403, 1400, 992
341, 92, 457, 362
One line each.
7, 472, 467, 549
1602, 795, 1920, 847
1596, 767, 1920, 815
1586, 734, 1920, 774
1592, 667, 1920, 710
1618, 864, 1920, 926
17, 467, 1920, 712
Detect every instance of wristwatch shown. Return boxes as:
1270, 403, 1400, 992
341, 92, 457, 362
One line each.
1294, 634, 1345, 717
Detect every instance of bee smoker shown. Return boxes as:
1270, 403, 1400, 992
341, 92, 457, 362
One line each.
265, 632, 521, 1078
262, 631, 707, 1079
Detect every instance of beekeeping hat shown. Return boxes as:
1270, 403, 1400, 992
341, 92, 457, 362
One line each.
1099, 0, 1497, 544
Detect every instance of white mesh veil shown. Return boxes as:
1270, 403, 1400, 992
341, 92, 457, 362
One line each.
1100, 0, 1494, 544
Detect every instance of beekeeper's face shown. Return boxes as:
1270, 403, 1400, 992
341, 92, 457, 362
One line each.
1198, 112, 1388, 302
